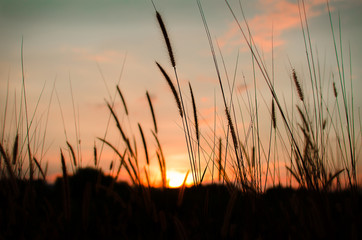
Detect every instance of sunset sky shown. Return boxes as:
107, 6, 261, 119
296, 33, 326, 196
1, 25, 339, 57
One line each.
1, 0, 361, 186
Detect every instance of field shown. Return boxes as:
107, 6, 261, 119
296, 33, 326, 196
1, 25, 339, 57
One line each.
1, 0, 361, 239
0, 168, 360, 239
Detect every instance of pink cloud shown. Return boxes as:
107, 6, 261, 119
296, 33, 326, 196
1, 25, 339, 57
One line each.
219, 0, 329, 53
195, 74, 218, 84
68, 47, 123, 63
237, 83, 248, 94
84, 50, 122, 63
199, 106, 218, 127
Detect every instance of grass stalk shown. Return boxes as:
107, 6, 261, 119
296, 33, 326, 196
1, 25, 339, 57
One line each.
327, 1, 356, 186
60, 150, 70, 221
98, 137, 135, 185
1, 75, 10, 143
20, 37, 33, 181
106, 102, 135, 158
188, 83, 201, 180
97, 53, 127, 167
224, 0, 319, 189
0, 143, 17, 192
156, 62, 182, 118
154, 7, 199, 185
66, 141, 77, 169
69, 77, 81, 166
33, 157, 45, 180
152, 130, 167, 188
117, 85, 129, 116
197, 0, 245, 188
138, 123, 149, 165
155, 10, 175, 68
146, 91, 158, 134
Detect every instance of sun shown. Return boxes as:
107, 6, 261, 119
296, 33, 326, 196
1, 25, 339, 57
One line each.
167, 170, 192, 188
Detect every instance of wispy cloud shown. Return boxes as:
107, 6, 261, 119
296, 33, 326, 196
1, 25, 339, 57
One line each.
64, 47, 123, 63
219, 0, 330, 53
237, 83, 249, 94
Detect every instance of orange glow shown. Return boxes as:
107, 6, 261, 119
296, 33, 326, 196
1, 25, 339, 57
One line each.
167, 170, 193, 188
219, 0, 326, 53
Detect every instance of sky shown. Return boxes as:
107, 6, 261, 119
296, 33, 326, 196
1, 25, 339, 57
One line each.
1, 0, 361, 187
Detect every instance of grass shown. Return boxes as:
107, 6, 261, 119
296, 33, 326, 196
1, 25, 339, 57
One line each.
0, 0, 361, 239
0, 168, 360, 239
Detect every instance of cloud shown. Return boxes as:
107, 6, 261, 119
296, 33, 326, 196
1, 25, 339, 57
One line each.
89, 101, 123, 111
195, 74, 218, 84
219, 0, 329, 53
64, 47, 123, 63
237, 83, 249, 94
199, 106, 217, 126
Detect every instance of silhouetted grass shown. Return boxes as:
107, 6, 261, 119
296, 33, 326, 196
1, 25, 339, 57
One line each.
0, 170, 361, 239
0, 0, 361, 239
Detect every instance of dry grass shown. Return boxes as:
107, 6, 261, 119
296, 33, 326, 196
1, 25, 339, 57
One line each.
117, 85, 129, 116
156, 10, 176, 68
293, 69, 304, 102
0, 1, 360, 238
60, 149, 71, 221
146, 91, 158, 134
156, 62, 183, 118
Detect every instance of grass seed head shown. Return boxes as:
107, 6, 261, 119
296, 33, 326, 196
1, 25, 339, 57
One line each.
333, 82, 338, 98
189, 82, 199, 142
156, 11, 176, 68
271, 100, 276, 129
117, 85, 129, 116
156, 62, 183, 118
146, 91, 158, 134
293, 69, 304, 102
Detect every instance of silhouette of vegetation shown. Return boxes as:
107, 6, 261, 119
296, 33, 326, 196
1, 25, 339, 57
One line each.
0, 170, 361, 239
1, 0, 361, 239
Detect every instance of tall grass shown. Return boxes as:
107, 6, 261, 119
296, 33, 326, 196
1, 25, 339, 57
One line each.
0, 2, 360, 238
97, 86, 169, 188
230, 0, 358, 190
0, 0, 359, 193
153, 4, 205, 186
0, 40, 50, 182
150, 0, 360, 191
